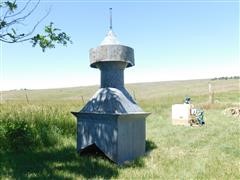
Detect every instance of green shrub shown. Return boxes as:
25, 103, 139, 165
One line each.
35, 122, 62, 147
4, 119, 35, 152
0, 124, 6, 151
0, 104, 75, 152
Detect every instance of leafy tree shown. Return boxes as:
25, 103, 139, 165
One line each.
0, 0, 72, 51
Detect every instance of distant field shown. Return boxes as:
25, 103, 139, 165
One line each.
0, 79, 239, 179
2, 79, 239, 103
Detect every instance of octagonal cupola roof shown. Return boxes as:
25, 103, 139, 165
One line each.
100, 30, 120, 45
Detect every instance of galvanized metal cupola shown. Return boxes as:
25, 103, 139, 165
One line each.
72, 8, 150, 165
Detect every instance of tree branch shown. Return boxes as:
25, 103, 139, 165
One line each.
0, 8, 50, 43
5, 0, 32, 19
0, 0, 72, 51
5, 0, 40, 27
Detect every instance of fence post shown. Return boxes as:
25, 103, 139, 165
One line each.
208, 83, 214, 104
81, 96, 85, 104
25, 89, 30, 104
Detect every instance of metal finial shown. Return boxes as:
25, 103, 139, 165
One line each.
109, 8, 112, 30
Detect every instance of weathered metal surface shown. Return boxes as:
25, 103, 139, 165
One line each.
80, 87, 143, 114
73, 112, 148, 164
72, 29, 149, 164
90, 45, 135, 68
100, 30, 120, 45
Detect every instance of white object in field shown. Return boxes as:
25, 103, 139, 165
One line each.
172, 104, 191, 125
191, 108, 197, 115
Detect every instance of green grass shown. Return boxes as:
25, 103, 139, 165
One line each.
0, 79, 239, 179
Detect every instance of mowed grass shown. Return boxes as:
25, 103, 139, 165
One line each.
0, 79, 239, 179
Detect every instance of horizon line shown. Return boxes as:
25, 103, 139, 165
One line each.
2, 76, 239, 92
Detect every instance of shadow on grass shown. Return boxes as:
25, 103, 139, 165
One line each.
0, 140, 157, 179
80, 143, 114, 163
146, 139, 158, 152
0, 146, 118, 179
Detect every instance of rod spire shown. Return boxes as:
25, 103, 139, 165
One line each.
109, 8, 112, 30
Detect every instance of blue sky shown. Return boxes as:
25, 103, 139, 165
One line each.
0, 0, 239, 90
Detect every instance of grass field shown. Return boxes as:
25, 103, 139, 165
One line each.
0, 79, 239, 179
